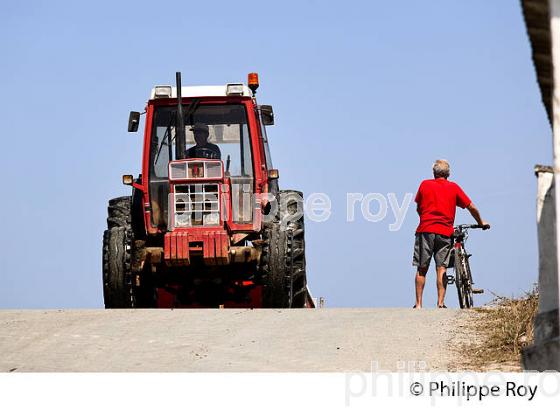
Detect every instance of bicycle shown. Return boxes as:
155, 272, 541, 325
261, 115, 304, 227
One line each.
446, 224, 489, 308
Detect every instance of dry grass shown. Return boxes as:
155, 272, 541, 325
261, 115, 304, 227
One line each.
452, 286, 539, 371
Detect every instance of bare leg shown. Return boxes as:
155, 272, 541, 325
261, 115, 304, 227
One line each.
436, 266, 448, 307
415, 266, 428, 308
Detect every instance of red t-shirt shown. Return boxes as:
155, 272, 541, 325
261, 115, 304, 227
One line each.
415, 178, 471, 237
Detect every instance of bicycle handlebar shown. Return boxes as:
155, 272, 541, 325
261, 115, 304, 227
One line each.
455, 223, 490, 230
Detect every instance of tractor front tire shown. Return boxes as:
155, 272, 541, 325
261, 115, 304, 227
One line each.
102, 227, 134, 308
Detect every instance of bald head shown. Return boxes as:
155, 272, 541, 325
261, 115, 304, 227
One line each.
433, 159, 450, 179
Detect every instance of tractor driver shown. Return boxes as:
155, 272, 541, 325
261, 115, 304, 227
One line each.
185, 122, 221, 160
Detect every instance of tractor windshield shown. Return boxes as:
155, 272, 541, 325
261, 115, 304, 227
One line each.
148, 103, 254, 228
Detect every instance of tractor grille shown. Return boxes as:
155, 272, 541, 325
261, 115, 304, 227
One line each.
170, 184, 220, 228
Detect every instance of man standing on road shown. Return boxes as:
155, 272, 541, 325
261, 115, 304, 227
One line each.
413, 159, 490, 309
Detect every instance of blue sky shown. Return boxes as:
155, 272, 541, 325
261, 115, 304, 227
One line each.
0, 1, 550, 308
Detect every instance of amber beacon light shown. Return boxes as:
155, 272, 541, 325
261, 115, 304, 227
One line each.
248, 72, 259, 93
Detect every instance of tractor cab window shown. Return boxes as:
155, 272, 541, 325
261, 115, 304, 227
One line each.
149, 103, 254, 228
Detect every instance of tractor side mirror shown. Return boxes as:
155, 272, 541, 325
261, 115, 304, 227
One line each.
128, 111, 141, 132
260, 105, 274, 126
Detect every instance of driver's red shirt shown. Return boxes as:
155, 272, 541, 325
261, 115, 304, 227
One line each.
415, 178, 471, 237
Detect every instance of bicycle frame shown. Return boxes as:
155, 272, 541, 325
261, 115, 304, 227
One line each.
447, 224, 483, 308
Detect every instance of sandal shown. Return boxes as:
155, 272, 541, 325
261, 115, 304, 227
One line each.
438, 304, 447, 308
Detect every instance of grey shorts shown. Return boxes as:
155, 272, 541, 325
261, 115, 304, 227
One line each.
413, 232, 453, 268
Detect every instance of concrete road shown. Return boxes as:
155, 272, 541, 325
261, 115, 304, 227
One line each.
0, 309, 471, 372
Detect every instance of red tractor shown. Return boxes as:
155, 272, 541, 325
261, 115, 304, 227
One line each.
102, 72, 311, 308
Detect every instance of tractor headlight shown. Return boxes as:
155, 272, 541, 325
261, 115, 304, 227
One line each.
226, 83, 244, 96
154, 85, 172, 98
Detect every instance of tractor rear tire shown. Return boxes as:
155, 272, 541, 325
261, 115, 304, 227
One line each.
102, 227, 134, 308
261, 190, 307, 308
107, 196, 131, 229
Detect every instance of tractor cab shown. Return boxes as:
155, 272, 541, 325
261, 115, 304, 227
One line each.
147, 97, 258, 232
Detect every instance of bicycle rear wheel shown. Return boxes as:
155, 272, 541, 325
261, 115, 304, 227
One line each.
454, 247, 473, 308
454, 248, 465, 309
463, 253, 474, 308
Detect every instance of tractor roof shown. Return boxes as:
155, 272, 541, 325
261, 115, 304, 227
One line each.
149, 85, 253, 100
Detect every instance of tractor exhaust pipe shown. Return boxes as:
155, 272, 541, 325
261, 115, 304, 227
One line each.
175, 71, 186, 159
